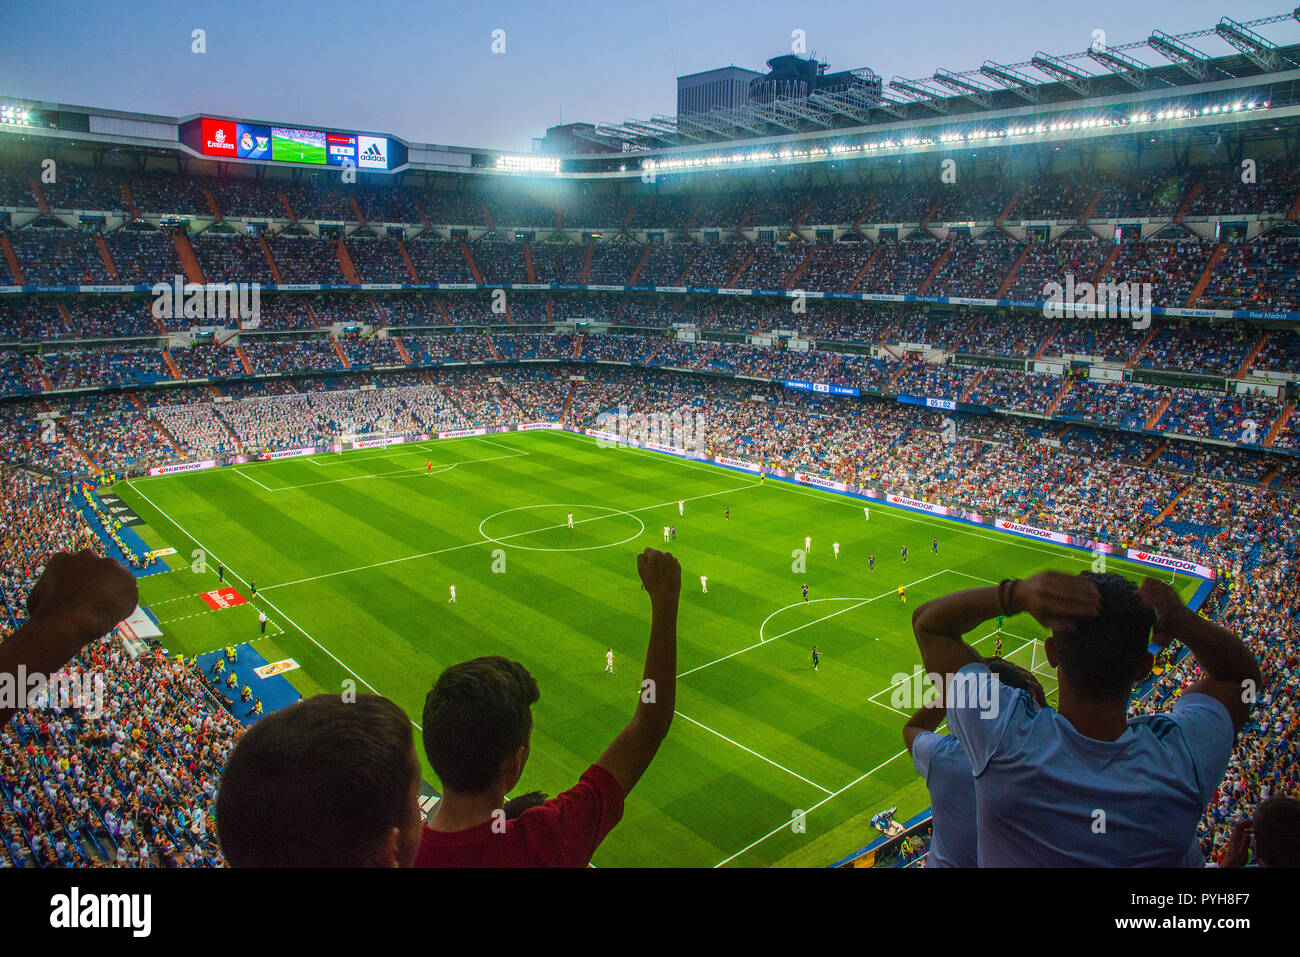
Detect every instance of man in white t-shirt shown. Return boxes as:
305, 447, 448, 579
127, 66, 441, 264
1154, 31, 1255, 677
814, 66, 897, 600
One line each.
804, 535, 811, 554
448, 584, 457, 604
678, 500, 684, 517
605, 648, 614, 675
833, 541, 840, 559
567, 513, 574, 529
911, 570, 1258, 867
700, 575, 708, 594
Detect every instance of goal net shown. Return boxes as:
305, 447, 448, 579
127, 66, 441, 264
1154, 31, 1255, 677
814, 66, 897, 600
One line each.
1002, 636, 1059, 703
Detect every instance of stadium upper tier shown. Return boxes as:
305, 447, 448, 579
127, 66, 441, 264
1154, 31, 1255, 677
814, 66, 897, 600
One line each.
3, 162, 1300, 230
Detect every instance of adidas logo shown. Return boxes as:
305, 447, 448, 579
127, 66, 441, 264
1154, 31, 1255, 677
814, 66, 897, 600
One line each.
361, 143, 383, 159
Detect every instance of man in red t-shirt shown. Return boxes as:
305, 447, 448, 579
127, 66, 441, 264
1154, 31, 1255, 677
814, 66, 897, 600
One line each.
416, 547, 681, 867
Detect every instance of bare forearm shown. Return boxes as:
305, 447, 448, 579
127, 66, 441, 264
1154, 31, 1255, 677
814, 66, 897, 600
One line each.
634, 597, 678, 733
912, 587, 998, 677
1171, 607, 1260, 688
0, 613, 98, 727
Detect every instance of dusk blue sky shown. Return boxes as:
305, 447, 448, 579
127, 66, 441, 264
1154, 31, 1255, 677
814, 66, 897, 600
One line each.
1, 0, 1296, 151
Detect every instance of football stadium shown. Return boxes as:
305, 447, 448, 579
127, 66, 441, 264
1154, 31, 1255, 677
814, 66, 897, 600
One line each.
0, 2, 1297, 881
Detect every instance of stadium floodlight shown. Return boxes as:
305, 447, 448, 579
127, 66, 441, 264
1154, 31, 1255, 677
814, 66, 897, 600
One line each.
809, 90, 876, 124
888, 77, 950, 114
1215, 17, 1283, 73
774, 95, 834, 128
932, 70, 995, 109
980, 61, 1040, 102
1146, 31, 1211, 80
1087, 46, 1153, 89
1030, 51, 1094, 96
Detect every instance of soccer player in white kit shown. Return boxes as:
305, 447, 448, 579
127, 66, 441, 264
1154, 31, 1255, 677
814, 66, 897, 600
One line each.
864, 506, 870, 521
663, 525, 670, 542
678, 499, 684, 516
567, 513, 574, 529
605, 648, 614, 675
804, 535, 811, 553
700, 574, 708, 593
833, 541, 840, 559
448, 584, 457, 603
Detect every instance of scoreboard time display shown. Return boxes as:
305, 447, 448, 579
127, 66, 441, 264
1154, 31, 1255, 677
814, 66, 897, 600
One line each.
180, 117, 404, 171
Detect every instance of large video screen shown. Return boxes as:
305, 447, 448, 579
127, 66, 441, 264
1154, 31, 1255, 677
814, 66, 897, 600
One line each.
184, 117, 401, 170
271, 127, 327, 165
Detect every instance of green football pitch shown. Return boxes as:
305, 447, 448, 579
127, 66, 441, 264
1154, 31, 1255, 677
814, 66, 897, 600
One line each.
112, 429, 1202, 867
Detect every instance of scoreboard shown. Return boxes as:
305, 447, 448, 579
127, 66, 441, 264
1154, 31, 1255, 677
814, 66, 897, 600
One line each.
180, 116, 405, 171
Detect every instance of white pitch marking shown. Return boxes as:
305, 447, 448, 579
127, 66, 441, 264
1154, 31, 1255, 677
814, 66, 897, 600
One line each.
674, 711, 832, 795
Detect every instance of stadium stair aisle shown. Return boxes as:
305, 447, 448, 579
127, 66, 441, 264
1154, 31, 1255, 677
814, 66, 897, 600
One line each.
1044, 378, 1071, 416
726, 247, 756, 288
627, 243, 653, 284
785, 244, 817, 289
1264, 403, 1294, 447
996, 189, 1020, 226
458, 240, 483, 282
335, 239, 361, 284
1173, 180, 1203, 225
523, 242, 536, 283
202, 187, 223, 221
348, 195, 366, 227
848, 243, 883, 292
162, 350, 183, 380
258, 235, 285, 283
330, 337, 351, 368
235, 345, 254, 375
959, 369, 985, 402
93, 234, 120, 282
396, 238, 420, 282
1184, 242, 1227, 306
916, 240, 955, 295
0, 234, 26, 284
121, 184, 142, 221
1236, 331, 1270, 378
26, 178, 50, 215
578, 243, 594, 284
994, 240, 1031, 298
1144, 395, 1173, 430
1127, 324, 1159, 369
172, 231, 206, 284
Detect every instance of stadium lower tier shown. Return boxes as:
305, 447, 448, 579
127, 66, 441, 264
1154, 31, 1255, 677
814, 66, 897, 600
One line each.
0, 363, 1294, 866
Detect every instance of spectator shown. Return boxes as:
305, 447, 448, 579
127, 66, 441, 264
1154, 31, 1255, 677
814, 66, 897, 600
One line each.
911, 571, 1260, 866
415, 548, 680, 866
215, 694, 423, 867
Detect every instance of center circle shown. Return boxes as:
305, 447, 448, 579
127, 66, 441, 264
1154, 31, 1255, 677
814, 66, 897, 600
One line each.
478, 504, 646, 552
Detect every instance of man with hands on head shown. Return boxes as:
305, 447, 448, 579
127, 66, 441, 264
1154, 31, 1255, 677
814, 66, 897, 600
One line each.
415, 547, 681, 867
903, 657, 1046, 868
0, 549, 138, 728
910, 569, 1260, 867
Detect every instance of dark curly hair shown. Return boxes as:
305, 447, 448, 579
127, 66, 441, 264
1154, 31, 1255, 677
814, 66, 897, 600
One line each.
1051, 572, 1156, 702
